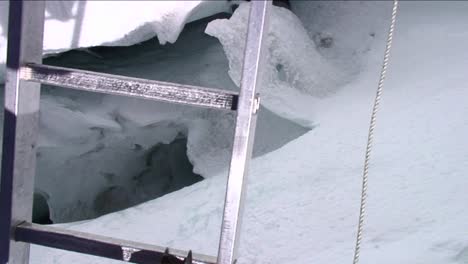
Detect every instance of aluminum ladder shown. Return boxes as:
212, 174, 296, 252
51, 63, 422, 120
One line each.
0, 1, 271, 263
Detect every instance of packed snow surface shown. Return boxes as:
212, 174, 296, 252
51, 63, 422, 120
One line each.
1, 1, 468, 263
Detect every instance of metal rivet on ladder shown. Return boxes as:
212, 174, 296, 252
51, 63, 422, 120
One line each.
121, 246, 140, 262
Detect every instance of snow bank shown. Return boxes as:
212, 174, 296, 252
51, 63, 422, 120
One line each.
0, 0, 233, 82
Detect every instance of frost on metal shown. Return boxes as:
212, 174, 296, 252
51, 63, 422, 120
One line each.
121, 246, 141, 262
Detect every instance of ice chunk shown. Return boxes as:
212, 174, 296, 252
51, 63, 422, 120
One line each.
206, 3, 345, 126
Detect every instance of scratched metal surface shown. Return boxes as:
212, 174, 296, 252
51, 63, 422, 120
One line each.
21, 64, 238, 111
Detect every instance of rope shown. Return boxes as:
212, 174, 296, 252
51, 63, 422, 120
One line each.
352, 1, 399, 264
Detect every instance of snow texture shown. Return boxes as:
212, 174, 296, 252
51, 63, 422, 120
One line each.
2, 1, 468, 264
0, 0, 233, 83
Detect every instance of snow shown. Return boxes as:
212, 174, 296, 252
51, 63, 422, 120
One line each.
0, 0, 233, 83
2, 1, 468, 263
40, 1, 231, 49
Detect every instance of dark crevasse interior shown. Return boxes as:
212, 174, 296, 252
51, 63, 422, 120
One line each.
33, 192, 52, 224
92, 136, 203, 217
33, 134, 204, 224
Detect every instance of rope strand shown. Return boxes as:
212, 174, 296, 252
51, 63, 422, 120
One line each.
352, 1, 399, 264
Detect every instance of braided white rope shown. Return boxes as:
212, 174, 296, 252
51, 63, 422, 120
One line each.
352, 1, 399, 264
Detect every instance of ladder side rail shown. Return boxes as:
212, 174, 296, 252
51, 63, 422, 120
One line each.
217, 1, 271, 264
0, 1, 45, 264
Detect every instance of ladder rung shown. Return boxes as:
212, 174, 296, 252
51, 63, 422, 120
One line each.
20, 63, 239, 111
15, 223, 216, 264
